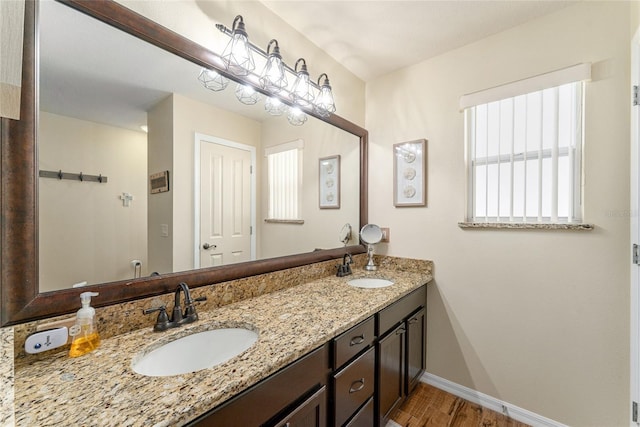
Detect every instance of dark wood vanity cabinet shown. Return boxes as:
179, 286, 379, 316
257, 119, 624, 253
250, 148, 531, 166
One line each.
186, 344, 329, 427
186, 285, 426, 427
329, 285, 427, 427
376, 286, 427, 426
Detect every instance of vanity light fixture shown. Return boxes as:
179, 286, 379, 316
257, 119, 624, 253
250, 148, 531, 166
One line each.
314, 73, 336, 118
265, 97, 286, 116
210, 15, 337, 125
290, 58, 314, 108
259, 40, 287, 93
198, 68, 229, 92
235, 83, 261, 105
219, 15, 255, 76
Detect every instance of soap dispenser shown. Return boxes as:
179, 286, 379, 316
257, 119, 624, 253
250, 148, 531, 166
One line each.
69, 291, 101, 358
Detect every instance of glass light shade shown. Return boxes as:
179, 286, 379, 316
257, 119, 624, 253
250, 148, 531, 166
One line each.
260, 40, 287, 93
235, 84, 260, 105
314, 77, 336, 117
265, 97, 287, 116
197, 68, 229, 92
291, 59, 314, 108
221, 17, 255, 76
287, 107, 307, 126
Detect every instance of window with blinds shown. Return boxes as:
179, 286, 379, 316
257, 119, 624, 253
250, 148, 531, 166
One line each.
462, 64, 588, 224
265, 140, 303, 221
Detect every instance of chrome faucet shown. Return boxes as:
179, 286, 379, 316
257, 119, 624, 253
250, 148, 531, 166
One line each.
144, 282, 207, 332
336, 253, 353, 277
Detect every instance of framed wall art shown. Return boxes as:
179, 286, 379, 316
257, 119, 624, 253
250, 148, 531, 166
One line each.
319, 155, 340, 209
393, 139, 427, 207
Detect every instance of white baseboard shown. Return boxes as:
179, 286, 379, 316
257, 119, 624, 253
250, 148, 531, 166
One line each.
421, 372, 569, 427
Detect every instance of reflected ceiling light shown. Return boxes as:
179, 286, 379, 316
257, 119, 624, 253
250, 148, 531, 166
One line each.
291, 58, 314, 108
265, 97, 287, 116
314, 73, 336, 118
219, 15, 254, 76
287, 106, 307, 126
259, 40, 287, 93
198, 68, 229, 92
235, 84, 261, 105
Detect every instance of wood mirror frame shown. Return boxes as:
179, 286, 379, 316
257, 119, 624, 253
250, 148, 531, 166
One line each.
0, 0, 368, 327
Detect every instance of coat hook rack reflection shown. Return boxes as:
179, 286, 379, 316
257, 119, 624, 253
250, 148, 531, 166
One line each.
39, 169, 108, 183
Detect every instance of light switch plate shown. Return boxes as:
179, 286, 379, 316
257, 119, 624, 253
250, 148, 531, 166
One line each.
25, 327, 69, 354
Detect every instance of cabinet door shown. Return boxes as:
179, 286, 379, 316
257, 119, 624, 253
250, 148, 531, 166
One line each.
406, 308, 425, 395
273, 386, 326, 427
377, 323, 405, 424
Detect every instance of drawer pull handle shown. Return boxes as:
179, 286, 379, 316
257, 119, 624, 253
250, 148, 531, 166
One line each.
349, 335, 365, 346
396, 327, 406, 335
349, 378, 365, 393
408, 317, 419, 324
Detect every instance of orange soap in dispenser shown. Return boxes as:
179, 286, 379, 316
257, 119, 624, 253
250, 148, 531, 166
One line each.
69, 291, 101, 357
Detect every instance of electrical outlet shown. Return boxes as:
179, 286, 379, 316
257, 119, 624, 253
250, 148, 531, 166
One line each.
380, 227, 390, 242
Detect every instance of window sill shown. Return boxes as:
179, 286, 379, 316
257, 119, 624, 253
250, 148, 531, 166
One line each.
458, 222, 594, 231
264, 219, 305, 225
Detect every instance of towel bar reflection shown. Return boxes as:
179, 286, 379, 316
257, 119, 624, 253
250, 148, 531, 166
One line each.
39, 170, 108, 183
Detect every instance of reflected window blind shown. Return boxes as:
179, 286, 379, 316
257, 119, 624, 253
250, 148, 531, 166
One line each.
463, 65, 589, 223
265, 140, 303, 220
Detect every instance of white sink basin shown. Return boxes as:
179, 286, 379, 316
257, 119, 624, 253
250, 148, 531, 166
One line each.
347, 278, 394, 288
132, 328, 258, 377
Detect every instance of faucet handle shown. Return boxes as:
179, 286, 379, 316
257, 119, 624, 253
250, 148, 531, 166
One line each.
143, 305, 170, 332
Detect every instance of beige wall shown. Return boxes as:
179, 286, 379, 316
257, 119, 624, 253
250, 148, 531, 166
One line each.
366, 2, 630, 425
147, 96, 174, 275
39, 112, 148, 290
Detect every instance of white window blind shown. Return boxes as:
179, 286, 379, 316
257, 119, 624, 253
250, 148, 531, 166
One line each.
265, 140, 303, 221
463, 64, 589, 223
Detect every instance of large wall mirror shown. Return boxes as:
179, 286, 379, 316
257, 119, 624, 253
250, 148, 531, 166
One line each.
0, 0, 368, 326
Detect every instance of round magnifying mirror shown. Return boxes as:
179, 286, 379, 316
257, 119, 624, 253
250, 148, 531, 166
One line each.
360, 224, 383, 245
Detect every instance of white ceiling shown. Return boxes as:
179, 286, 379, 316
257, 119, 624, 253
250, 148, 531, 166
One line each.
259, 0, 577, 82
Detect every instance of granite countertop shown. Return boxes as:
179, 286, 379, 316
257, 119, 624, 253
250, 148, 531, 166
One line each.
13, 267, 431, 426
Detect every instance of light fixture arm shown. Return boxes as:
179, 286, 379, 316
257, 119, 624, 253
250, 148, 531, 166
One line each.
266, 39, 279, 56
295, 58, 307, 73
317, 73, 329, 86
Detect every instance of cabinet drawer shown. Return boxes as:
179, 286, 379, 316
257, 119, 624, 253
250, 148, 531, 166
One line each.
377, 285, 426, 335
333, 347, 375, 427
332, 316, 375, 369
344, 397, 374, 427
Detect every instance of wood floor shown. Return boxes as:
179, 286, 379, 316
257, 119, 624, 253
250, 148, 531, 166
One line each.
389, 383, 531, 427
